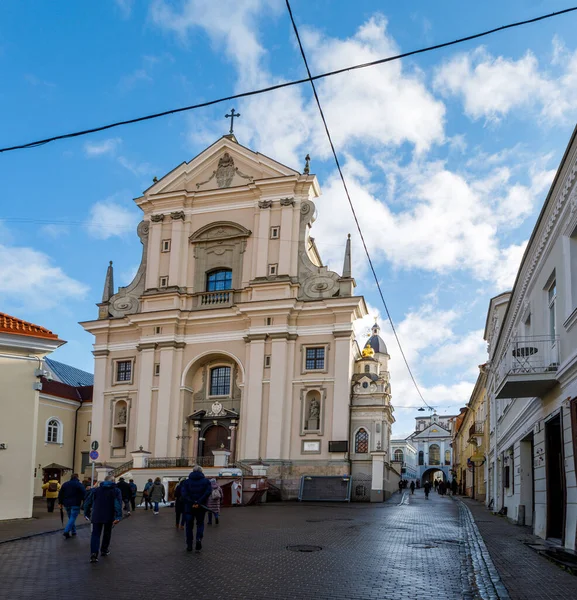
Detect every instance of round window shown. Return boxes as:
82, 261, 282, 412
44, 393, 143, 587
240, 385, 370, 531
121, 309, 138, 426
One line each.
362, 382, 369, 389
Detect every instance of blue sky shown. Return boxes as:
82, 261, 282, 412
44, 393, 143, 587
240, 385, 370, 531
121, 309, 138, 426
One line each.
1, 0, 577, 436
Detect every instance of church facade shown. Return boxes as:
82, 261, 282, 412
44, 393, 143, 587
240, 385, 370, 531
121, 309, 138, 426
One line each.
80, 134, 400, 498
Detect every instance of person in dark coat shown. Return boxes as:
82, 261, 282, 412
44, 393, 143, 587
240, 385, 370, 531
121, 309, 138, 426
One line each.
58, 474, 85, 539
83, 475, 123, 563
451, 479, 458, 496
409, 481, 415, 495
148, 477, 165, 515
129, 479, 137, 512
116, 477, 132, 515
142, 478, 153, 510
174, 478, 186, 530
179, 466, 212, 552
423, 481, 431, 499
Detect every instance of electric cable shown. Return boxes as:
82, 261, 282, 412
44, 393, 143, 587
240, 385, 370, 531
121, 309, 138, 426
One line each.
1, 5, 576, 154
285, 0, 434, 409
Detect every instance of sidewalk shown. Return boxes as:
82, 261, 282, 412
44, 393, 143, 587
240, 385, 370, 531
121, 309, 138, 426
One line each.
0, 498, 88, 544
462, 497, 577, 600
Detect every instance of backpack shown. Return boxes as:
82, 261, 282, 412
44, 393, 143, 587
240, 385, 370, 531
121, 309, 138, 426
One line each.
48, 481, 58, 493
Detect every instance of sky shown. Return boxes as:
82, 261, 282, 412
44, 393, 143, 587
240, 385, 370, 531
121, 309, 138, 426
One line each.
1, 0, 577, 438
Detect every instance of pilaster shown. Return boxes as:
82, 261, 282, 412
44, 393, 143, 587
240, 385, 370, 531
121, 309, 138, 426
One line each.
168, 217, 184, 287
91, 350, 109, 460
148, 219, 163, 288
266, 334, 289, 459
242, 334, 266, 459
135, 345, 155, 451
256, 206, 271, 277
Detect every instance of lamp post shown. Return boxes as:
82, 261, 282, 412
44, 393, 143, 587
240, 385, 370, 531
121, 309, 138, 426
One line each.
467, 454, 486, 500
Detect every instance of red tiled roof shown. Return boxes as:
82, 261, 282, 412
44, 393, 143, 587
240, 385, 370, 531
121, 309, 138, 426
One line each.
0, 312, 59, 340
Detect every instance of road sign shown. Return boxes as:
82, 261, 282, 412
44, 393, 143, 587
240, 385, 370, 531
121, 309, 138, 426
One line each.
89, 450, 99, 461
91, 441, 99, 451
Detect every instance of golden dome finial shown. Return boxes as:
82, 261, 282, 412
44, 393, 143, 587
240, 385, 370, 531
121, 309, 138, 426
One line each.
362, 345, 375, 358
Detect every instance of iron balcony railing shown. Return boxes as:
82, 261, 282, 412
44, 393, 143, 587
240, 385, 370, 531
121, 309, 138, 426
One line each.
496, 335, 560, 385
110, 460, 133, 478
145, 456, 215, 469
469, 421, 484, 439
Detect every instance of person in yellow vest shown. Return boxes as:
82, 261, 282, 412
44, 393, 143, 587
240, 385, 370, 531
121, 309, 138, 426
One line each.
42, 479, 61, 513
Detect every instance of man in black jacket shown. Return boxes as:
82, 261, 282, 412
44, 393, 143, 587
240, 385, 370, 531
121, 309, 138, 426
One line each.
180, 466, 212, 552
58, 474, 85, 539
116, 477, 132, 516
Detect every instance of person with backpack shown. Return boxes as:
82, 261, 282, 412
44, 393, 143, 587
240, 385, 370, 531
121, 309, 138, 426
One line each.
58, 473, 85, 539
207, 478, 223, 525
128, 479, 137, 511
42, 478, 61, 512
173, 478, 186, 530
116, 477, 132, 516
148, 477, 165, 515
142, 478, 153, 510
83, 475, 122, 564
180, 465, 212, 552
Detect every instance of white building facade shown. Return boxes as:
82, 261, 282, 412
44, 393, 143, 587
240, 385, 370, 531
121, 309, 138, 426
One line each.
485, 126, 577, 551
390, 439, 418, 482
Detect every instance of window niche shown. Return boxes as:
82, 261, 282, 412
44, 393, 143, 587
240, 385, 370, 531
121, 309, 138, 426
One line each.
300, 388, 325, 434
111, 399, 129, 452
189, 221, 251, 295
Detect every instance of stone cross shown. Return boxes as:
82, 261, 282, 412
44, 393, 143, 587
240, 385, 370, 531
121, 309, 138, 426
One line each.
225, 108, 240, 134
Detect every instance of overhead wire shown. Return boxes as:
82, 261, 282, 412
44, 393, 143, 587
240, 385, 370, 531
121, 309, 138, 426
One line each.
284, 0, 434, 410
0, 5, 576, 154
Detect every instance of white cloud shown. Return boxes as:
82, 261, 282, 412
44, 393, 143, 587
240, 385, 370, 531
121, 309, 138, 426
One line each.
0, 244, 87, 310
117, 156, 155, 177
40, 224, 70, 239
84, 138, 122, 157
115, 0, 134, 19
311, 152, 553, 289
434, 41, 577, 124
86, 198, 140, 240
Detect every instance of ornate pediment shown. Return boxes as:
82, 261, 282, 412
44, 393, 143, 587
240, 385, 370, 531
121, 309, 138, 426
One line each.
189, 221, 252, 244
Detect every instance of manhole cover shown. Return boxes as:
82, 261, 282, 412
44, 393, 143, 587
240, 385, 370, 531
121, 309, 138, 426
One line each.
287, 545, 323, 552
408, 543, 438, 549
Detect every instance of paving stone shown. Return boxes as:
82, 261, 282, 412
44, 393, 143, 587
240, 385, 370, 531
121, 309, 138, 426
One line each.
0, 491, 506, 600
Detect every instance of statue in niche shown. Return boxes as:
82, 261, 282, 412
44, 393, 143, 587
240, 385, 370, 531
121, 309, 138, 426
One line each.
117, 405, 127, 425
216, 152, 235, 188
306, 397, 320, 430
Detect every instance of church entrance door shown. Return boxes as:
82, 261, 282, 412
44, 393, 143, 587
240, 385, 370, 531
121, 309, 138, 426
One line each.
202, 424, 230, 459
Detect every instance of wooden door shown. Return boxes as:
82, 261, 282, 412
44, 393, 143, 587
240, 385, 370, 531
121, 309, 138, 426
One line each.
202, 425, 229, 457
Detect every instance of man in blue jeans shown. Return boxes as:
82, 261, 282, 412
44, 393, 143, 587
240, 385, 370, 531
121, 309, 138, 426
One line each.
83, 475, 122, 563
58, 473, 85, 539
180, 465, 212, 552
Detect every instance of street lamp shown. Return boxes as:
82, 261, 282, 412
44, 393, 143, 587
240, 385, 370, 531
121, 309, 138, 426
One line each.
467, 453, 486, 500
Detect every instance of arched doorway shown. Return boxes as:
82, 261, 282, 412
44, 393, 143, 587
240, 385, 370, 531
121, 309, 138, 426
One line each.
202, 424, 230, 458
422, 468, 446, 484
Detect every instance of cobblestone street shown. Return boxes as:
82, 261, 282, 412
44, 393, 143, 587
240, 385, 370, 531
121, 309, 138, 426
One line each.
1, 490, 575, 600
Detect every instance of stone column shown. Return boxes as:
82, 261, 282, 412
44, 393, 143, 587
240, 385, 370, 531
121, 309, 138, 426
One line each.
266, 334, 289, 460
148, 218, 163, 288
370, 451, 387, 502
135, 343, 156, 451
255, 204, 271, 277
191, 423, 201, 459
281, 335, 297, 458
168, 214, 184, 286
229, 423, 238, 462
91, 350, 109, 461
332, 331, 354, 444
242, 334, 266, 460
278, 200, 294, 275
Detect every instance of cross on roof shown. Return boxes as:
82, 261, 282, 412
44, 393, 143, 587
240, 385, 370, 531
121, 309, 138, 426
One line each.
225, 108, 240, 134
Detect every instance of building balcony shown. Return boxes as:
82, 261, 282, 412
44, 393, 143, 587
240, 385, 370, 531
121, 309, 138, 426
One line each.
194, 290, 233, 309
495, 335, 560, 399
468, 421, 484, 445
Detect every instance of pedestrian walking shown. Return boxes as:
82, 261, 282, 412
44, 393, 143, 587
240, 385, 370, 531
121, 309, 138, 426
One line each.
149, 477, 165, 514
174, 478, 186, 530
58, 473, 85, 539
439, 480, 446, 496
128, 479, 137, 511
83, 475, 122, 564
116, 477, 132, 515
207, 478, 223, 525
434, 479, 439, 492
180, 465, 212, 552
424, 481, 431, 499
142, 478, 153, 510
451, 478, 458, 496
398, 480, 403, 494
409, 481, 415, 495
42, 478, 61, 512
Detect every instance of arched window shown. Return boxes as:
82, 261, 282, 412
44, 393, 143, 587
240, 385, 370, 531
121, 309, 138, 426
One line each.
210, 366, 231, 396
394, 449, 404, 462
354, 428, 369, 454
206, 269, 232, 292
418, 450, 424, 465
445, 449, 451, 465
46, 418, 62, 444
429, 444, 440, 465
